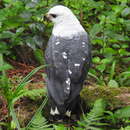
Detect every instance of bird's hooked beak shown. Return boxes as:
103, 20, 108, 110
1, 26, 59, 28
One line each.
44, 13, 51, 21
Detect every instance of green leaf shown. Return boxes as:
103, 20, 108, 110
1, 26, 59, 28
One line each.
29, 23, 45, 32
0, 31, 15, 39
112, 44, 120, 49
26, 37, 36, 50
26, 2, 37, 9
119, 49, 129, 56
121, 8, 130, 17
88, 72, 100, 83
3, 0, 12, 3
122, 126, 130, 130
114, 34, 129, 41
33, 35, 43, 48
53, 124, 67, 130
16, 27, 25, 35
78, 99, 107, 129
0, 42, 10, 54
96, 64, 106, 72
90, 24, 102, 39
88, 99, 106, 117
93, 57, 101, 63
116, 0, 127, 4
122, 57, 130, 63
103, 48, 117, 57
109, 60, 116, 80
14, 65, 47, 96
118, 71, 130, 86
13, 88, 46, 103
101, 58, 112, 64
34, 49, 44, 64
108, 80, 119, 88
20, 11, 32, 20
124, 20, 130, 31
112, 5, 124, 14
114, 106, 130, 119
0, 63, 12, 71
119, 71, 130, 79
25, 96, 50, 130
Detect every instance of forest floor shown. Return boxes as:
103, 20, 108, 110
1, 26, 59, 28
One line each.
0, 60, 46, 127
0, 60, 130, 128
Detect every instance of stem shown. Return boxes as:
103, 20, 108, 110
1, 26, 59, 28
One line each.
46, 0, 49, 6
10, 104, 21, 130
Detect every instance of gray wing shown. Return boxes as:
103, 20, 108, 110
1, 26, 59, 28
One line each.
45, 32, 91, 106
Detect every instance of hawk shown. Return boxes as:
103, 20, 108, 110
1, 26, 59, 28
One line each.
45, 5, 91, 122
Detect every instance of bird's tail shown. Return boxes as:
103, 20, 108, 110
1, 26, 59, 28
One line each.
48, 95, 81, 122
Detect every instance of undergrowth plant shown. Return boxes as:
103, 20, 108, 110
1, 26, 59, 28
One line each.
0, 0, 130, 87
0, 0, 130, 129
0, 53, 46, 130
0, 0, 49, 64
24, 95, 51, 130
63, 0, 130, 87
75, 99, 130, 130
76, 99, 108, 130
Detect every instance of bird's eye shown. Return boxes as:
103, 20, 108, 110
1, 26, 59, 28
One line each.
50, 14, 57, 18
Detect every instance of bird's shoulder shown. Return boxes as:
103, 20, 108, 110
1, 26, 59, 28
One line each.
48, 32, 89, 45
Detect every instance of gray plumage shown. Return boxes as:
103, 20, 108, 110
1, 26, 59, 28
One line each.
45, 32, 91, 114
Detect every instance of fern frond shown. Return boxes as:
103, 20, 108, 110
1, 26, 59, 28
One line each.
78, 99, 108, 129
15, 65, 46, 94
12, 88, 46, 103
25, 96, 51, 130
26, 112, 51, 130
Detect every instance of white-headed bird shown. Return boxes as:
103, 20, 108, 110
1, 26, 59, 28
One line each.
45, 5, 91, 122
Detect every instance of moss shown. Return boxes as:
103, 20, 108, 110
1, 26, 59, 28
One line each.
80, 86, 130, 110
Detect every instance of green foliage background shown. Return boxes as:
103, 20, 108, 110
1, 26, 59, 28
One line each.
0, 0, 130, 87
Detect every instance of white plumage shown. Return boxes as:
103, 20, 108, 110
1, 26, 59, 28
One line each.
47, 5, 86, 37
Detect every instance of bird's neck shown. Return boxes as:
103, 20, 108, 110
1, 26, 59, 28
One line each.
52, 20, 85, 37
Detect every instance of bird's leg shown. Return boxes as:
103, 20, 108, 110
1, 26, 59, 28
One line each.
49, 107, 64, 123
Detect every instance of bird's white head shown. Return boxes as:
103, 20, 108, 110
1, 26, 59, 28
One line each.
46, 5, 85, 37
46, 5, 77, 24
